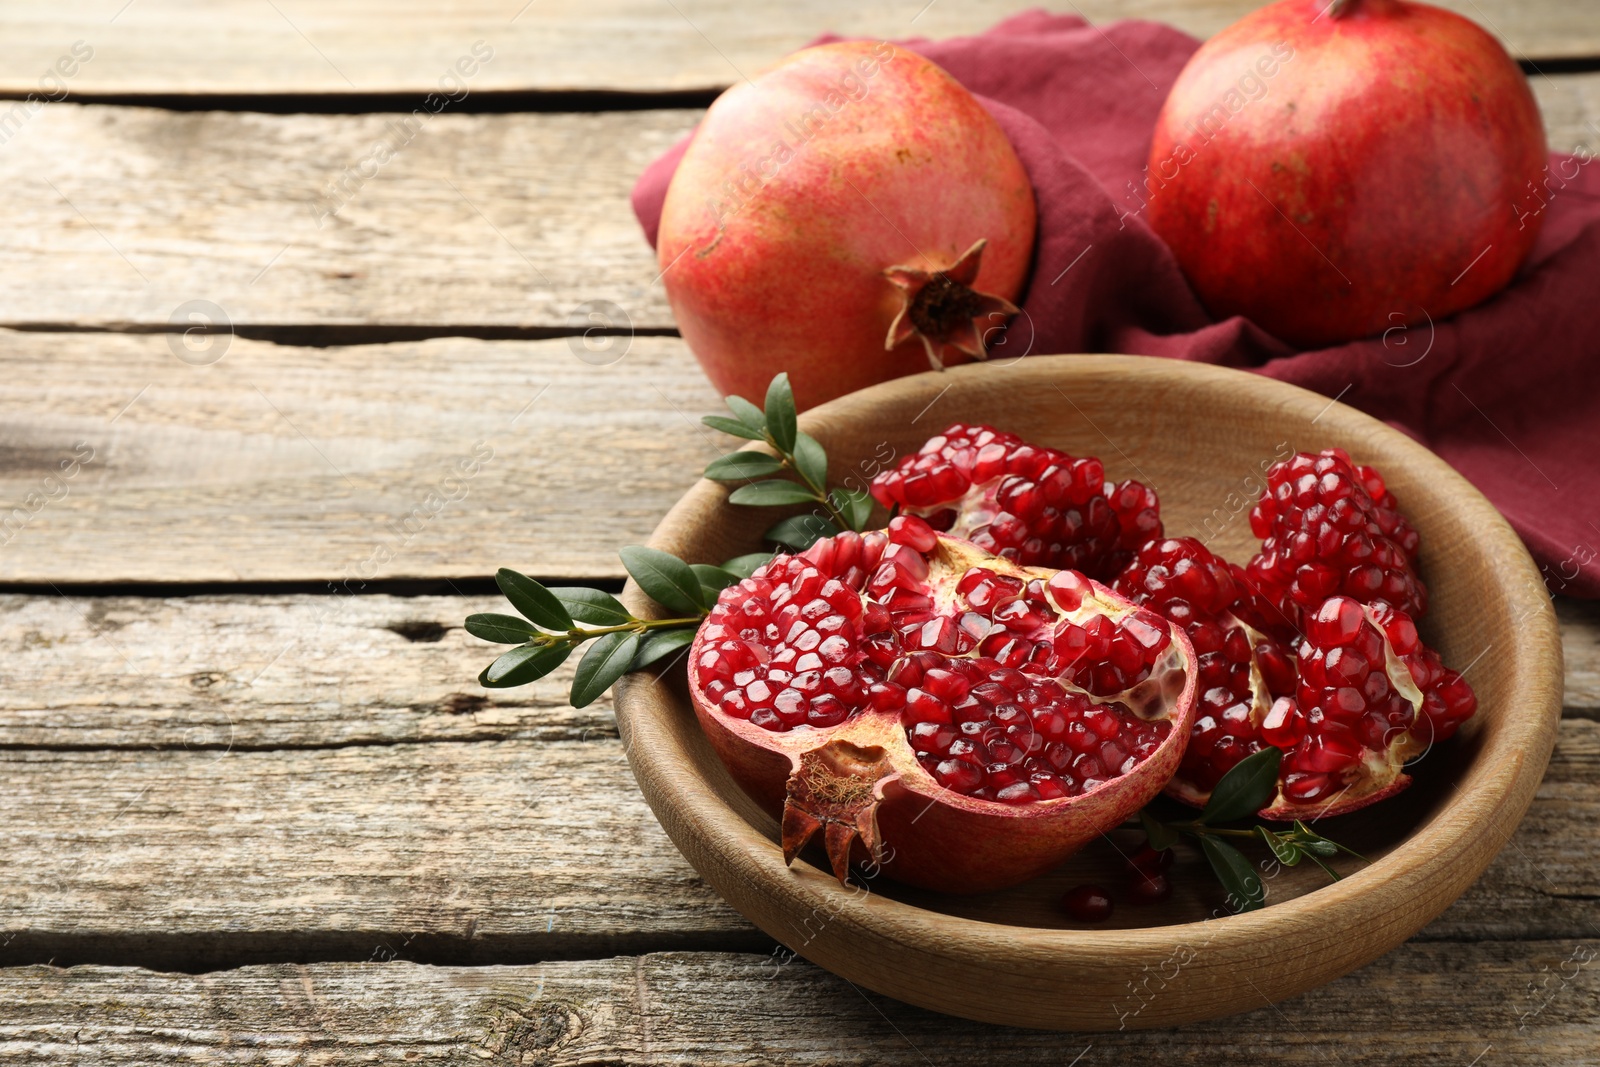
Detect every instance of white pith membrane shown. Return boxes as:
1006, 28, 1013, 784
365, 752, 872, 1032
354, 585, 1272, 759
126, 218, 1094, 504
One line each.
690, 532, 1196, 883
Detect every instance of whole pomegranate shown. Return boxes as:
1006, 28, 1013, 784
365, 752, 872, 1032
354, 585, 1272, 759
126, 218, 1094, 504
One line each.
688, 518, 1197, 893
1146, 0, 1548, 347
657, 42, 1037, 410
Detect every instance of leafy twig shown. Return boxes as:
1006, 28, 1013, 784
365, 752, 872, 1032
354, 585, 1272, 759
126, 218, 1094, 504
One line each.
466, 545, 732, 706
468, 372, 871, 704
701, 372, 874, 550
1138, 747, 1367, 913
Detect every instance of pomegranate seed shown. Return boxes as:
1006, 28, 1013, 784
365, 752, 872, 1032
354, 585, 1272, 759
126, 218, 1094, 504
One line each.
1126, 870, 1172, 904
1062, 884, 1115, 922
1126, 844, 1174, 876
871, 424, 1161, 580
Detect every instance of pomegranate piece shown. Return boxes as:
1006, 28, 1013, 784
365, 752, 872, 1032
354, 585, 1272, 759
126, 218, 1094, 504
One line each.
1244, 448, 1426, 632
688, 522, 1198, 894
1113, 537, 1297, 804
870, 424, 1161, 580
1257, 596, 1476, 817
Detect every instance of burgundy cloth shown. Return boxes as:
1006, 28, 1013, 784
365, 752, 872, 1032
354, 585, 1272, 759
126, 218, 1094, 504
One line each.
633, 10, 1600, 598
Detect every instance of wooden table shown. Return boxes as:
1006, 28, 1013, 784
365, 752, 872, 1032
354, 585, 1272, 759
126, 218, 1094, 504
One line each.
1, 1, 1596, 1060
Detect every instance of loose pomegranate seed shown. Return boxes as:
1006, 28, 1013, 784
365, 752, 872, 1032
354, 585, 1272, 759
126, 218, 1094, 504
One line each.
1126, 843, 1174, 876
870, 424, 1161, 580
1062, 883, 1115, 922
1126, 870, 1173, 904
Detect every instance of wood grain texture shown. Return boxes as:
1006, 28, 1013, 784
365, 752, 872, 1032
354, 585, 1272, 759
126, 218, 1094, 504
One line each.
0, 738, 765, 969
0, 599, 1591, 969
0, 334, 720, 584
617, 356, 1567, 1028
0, 593, 1589, 753
0, 77, 1594, 332
0, 0, 1592, 96
0, 105, 692, 330
4, 945, 1597, 1064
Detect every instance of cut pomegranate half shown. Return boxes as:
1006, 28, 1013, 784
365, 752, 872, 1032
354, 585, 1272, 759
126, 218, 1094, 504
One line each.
687, 518, 1198, 894
869, 424, 1161, 579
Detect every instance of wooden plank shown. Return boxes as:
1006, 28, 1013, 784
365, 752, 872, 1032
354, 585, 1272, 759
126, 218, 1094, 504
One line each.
0, 105, 692, 331
0, 739, 765, 968
0, 0, 1591, 97
0, 590, 1593, 967
1, 593, 1593, 748
0, 335, 719, 583
1, 78, 1594, 332
5, 945, 1598, 1063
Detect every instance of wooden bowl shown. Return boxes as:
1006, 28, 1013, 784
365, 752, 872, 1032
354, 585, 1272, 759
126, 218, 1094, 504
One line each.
612, 355, 1562, 1030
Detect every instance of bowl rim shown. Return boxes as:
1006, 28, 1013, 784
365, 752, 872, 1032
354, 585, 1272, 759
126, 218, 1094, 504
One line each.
613, 354, 1563, 1028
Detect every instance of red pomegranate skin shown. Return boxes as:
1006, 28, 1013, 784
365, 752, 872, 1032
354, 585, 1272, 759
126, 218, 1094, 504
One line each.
1146, 0, 1548, 348
658, 41, 1037, 410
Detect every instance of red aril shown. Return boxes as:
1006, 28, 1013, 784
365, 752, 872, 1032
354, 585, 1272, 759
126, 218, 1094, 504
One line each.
1061, 884, 1115, 922
870, 424, 1161, 580
658, 42, 1036, 410
1112, 537, 1298, 804
688, 521, 1197, 893
1258, 595, 1476, 816
1146, 0, 1548, 347
1243, 448, 1426, 634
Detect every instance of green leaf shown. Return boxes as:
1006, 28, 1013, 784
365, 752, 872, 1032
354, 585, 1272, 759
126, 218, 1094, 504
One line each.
791, 432, 829, 492
1301, 836, 1340, 858
725, 394, 767, 430
632, 627, 696, 670
704, 451, 784, 481
464, 612, 540, 644
728, 479, 819, 507
570, 631, 641, 708
1139, 809, 1178, 851
691, 563, 739, 606
702, 415, 765, 440
1305, 853, 1342, 882
764, 513, 838, 550
829, 486, 875, 532
479, 643, 572, 688
1256, 825, 1303, 866
618, 545, 704, 616
1200, 746, 1283, 825
764, 373, 797, 453
1292, 821, 1364, 861
1200, 835, 1266, 913
496, 568, 574, 631
552, 587, 631, 627
721, 552, 774, 580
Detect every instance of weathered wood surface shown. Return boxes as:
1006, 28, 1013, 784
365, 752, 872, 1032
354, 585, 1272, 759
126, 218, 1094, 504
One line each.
5, 946, 1597, 1063
0, 592, 1593, 968
0, 335, 720, 584
0, 105, 693, 331
0, 76, 1593, 333
0, 0, 1591, 97
2, 594, 1593, 747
